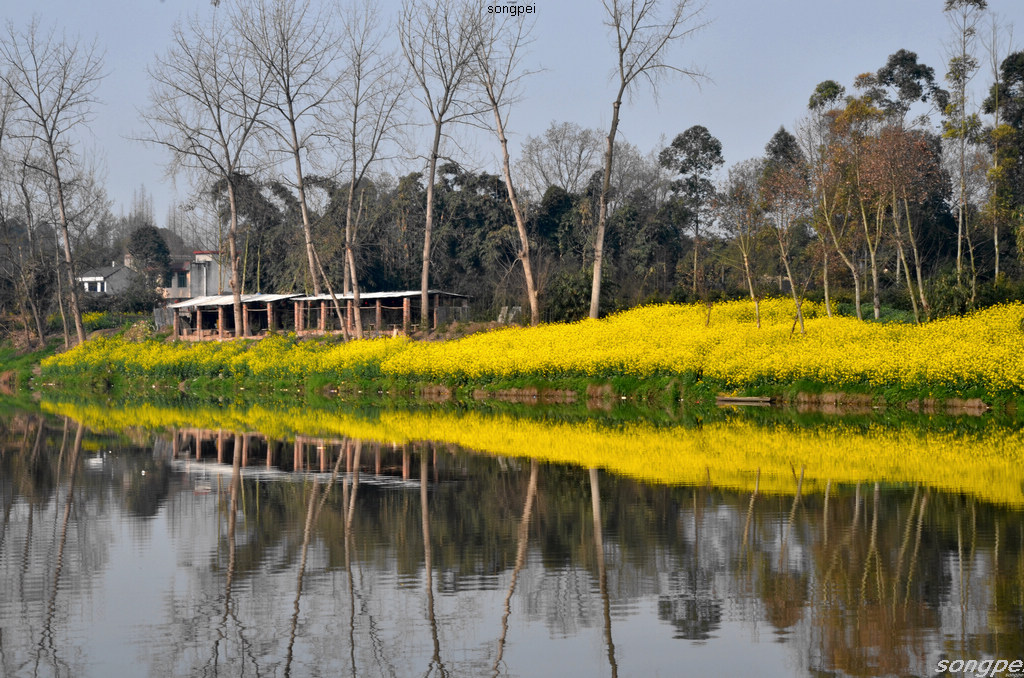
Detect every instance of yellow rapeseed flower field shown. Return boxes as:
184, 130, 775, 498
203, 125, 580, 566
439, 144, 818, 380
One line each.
41, 299, 1024, 398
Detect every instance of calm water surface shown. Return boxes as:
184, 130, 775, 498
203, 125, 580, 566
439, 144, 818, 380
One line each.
1, 406, 1022, 678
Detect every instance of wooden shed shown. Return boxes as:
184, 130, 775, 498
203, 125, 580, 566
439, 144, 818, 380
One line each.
292, 290, 469, 337
170, 293, 297, 340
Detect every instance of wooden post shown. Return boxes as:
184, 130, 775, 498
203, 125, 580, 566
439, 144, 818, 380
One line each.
403, 296, 411, 334
172, 309, 180, 339
294, 439, 302, 471
217, 430, 225, 463
267, 301, 274, 332
295, 301, 303, 333
242, 303, 250, 337
196, 308, 202, 340
433, 293, 439, 330
320, 300, 327, 332
402, 449, 409, 479
375, 299, 382, 334
217, 306, 225, 341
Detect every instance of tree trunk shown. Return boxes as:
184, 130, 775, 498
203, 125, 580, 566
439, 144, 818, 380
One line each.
902, 194, 930, 321
288, 112, 321, 296
421, 121, 444, 331
590, 86, 625, 320
53, 245, 70, 349
892, 191, 919, 324
742, 252, 760, 329
825, 218, 862, 320
994, 224, 1000, 278
692, 219, 699, 296
345, 180, 364, 339
226, 178, 244, 337
778, 238, 804, 335
491, 100, 539, 326
821, 236, 832, 318
48, 151, 84, 344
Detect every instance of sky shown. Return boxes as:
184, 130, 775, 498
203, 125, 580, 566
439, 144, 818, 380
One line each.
6, 0, 1023, 229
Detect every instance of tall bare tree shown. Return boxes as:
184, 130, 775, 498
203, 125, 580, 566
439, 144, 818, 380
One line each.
718, 158, 766, 327
943, 0, 988, 282
0, 19, 105, 345
332, 0, 407, 339
144, 10, 270, 335
516, 121, 603, 197
399, 0, 481, 330
233, 0, 341, 296
474, 6, 540, 325
589, 0, 705, 319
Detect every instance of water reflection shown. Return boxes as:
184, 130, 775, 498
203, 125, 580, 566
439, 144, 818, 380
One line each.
0, 409, 1022, 677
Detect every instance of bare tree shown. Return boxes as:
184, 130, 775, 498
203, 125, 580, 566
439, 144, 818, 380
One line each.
761, 160, 810, 335
233, 0, 341, 296
0, 19, 105, 344
331, 0, 407, 339
718, 158, 766, 327
943, 0, 987, 282
590, 0, 706, 319
474, 7, 540, 325
516, 121, 603, 197
144, 10, 270, 335
982, 15, 1015, 278
399, 0, 481, 330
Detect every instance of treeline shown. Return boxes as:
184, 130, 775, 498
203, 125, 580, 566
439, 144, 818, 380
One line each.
1, 0, 1021, 348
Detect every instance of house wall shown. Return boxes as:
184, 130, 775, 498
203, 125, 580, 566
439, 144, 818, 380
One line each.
190, 255, 227, 296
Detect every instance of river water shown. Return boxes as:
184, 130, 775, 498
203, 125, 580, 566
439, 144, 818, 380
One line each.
1, 402, 1022, 678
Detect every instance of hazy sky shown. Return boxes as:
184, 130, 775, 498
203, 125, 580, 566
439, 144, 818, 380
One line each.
8, 0, 1023, 227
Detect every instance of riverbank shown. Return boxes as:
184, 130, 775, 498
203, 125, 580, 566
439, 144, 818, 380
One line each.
36, 299, 1024, 409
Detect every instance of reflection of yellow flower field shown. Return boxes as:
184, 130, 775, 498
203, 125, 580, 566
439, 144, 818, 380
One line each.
41, 300, 1024, 398
45, 399, 1024, 506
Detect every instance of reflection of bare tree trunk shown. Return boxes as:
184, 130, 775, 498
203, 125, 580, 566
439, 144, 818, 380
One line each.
210, 436, 246, 675
589, 468, 617, 678
779, 467, 804, 569
345, 441, 362, 678
958, 511, 966, 653
422, 451, 447, 677
742, 469, 759, 549
891, 485, 920, 609
492, 459, 538, 677
285, 478, 322, 678
822, 479, 831, 547
860, 483, 882, 602
38, 422, 82, 669
904, 492, 928, 606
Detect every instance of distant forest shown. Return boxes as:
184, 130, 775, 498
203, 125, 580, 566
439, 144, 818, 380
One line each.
1, 0, 1021, 345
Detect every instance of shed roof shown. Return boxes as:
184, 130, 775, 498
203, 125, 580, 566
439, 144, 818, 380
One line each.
293, 289, 469, 302
169, 293, 298, 309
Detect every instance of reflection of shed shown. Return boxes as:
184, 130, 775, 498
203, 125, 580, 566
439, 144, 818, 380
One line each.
293, 290, 469, 336
170, 293, 298, 340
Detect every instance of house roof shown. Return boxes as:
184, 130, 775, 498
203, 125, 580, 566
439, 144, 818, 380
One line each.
169, 293, 298, 309
78, 265, 127, 280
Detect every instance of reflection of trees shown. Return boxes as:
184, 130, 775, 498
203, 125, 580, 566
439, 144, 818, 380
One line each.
2, 416, 1024, 677
36, 421, 83, 678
